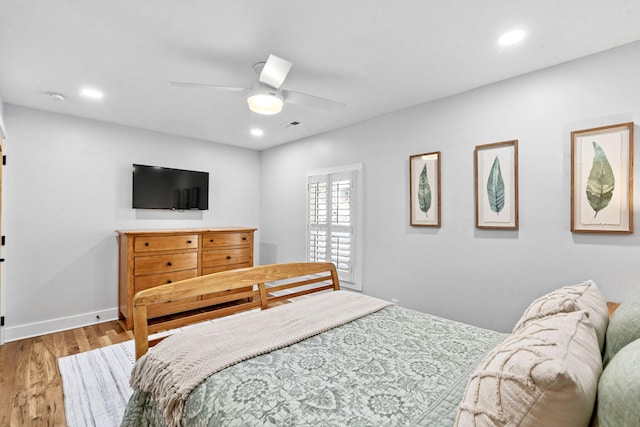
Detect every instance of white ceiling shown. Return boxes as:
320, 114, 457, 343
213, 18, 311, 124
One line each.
1, 1, 640, 151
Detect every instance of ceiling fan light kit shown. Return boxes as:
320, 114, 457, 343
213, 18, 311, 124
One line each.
247, 87, 284, 115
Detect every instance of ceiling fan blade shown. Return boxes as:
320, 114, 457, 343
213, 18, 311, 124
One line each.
170, 81, 247, 92
258, 54, 293, 89
283, 90, 345, 111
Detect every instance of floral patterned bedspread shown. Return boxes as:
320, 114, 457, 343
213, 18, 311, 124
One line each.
121, 305, 506, 426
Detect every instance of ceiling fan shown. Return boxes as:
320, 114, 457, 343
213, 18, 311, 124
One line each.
170, 54, 345, 115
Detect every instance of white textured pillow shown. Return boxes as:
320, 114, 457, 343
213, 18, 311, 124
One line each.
457, 311, 602, 427
513, 280, 608, 351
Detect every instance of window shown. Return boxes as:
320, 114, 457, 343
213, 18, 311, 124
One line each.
306, 164, 363, 290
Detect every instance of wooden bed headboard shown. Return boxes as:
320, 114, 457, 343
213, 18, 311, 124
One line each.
132, 262, 340, 359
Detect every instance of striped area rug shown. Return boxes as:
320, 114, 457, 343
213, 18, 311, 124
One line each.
58, 340, 136, 427
58, 309, 262, 426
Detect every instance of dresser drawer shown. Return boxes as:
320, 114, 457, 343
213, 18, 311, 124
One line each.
202, 232, 252, 248
202, 262, 252, 275
134, 234, 199, 253
134, 252, 198, 275
147, 297, 200, 319
202, 248, 252, 268
134, 269, 198, 293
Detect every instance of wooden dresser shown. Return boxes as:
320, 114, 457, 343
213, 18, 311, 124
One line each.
117, 227, 256, 331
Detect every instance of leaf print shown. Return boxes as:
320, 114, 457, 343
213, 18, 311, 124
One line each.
586, 141, 615, 217
418, 164, 432, 214
305, 388, 337, 410
486, 156, 505, 214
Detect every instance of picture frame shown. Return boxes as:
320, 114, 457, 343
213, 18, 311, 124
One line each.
475, 140, 519, 229
409, 151, 441, 227
570, 122, 634, 233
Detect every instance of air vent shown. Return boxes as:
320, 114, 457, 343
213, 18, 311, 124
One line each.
281, 121, 302, 128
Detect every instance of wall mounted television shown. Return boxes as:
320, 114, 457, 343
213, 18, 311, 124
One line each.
132, 164, 209, 210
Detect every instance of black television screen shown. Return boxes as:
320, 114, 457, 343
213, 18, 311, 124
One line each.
132, 164, 209, 210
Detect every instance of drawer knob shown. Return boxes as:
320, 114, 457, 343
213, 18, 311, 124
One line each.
226, 256, 232, 260
242, 237, 247, 241
167, 261, 173, 266
187, 240, 192, 244
144, 242, 149, 246
210, 239, 214, 242
167, 280, 172, 284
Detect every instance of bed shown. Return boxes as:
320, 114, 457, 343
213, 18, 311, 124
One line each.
120, 262, 640, 427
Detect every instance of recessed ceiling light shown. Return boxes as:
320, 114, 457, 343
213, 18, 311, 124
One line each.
250, 128, 264, 137
498, 29, 526, 46
80, 87, 104, 99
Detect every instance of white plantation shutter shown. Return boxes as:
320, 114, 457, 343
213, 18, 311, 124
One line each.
307, 165, 362, 289
307, 176, 328, 263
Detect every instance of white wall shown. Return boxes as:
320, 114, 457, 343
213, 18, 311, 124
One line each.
0, 91, 6, 137
260, 41, 640, 332
3, 106, 260, 340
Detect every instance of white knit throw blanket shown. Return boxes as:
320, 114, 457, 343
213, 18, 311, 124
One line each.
129, 291, 393, 427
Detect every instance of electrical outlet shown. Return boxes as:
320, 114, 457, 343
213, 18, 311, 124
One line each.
391, 298, 399, 306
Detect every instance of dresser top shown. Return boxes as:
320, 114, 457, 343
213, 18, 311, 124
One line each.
116, 227, 257, 236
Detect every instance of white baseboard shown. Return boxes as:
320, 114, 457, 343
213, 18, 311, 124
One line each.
4, 308, 119, 342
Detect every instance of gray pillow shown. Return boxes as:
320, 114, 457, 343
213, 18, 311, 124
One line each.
603, 293, 640, 365
597, 338, 640, 427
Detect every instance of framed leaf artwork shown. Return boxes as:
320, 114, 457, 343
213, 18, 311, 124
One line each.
409, 151, 441, 227
571, 122, 634, 233
475, 140, 519, 229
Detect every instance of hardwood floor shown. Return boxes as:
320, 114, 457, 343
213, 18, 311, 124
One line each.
0, 321, 133, 427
